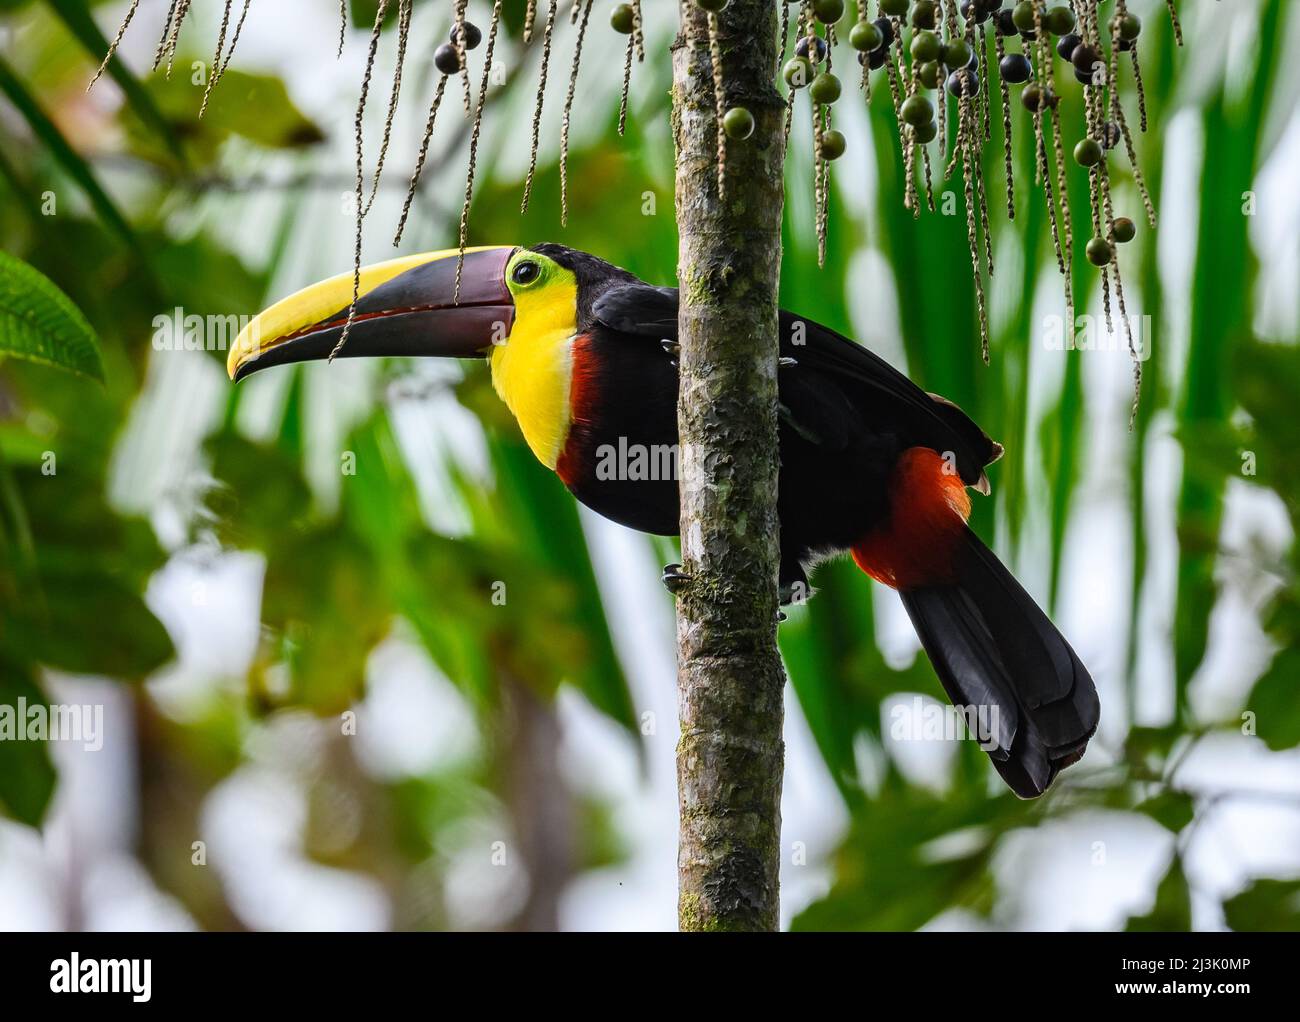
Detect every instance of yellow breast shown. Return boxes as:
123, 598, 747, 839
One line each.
489, 279, 579, 470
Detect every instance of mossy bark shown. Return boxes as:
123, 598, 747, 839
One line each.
671, 0, 787, 933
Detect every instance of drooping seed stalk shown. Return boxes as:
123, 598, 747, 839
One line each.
707, 12, 728, 200
978, 23, 991, 143
813, 99, 827, 266
900, 68, 919, 218
198, 0, 234, 117
88, 0, 142, 90
455, 0, 504, 303
1048, 105, 1074, 326
921, 144, 935, 211
632, 0, 645, 62
454, 0, 472, 114
521, 0, 560, 214
152, 0, 180, 71
164, 0, 193, 78
1129, 47, 1148, 133
619, 32, 634, 136
1031, 0, 1046, 186
394, 75, 448, 245
559, 0, 595, 227
941, 0, 959, 166
524, 0, 538, 44
331, 0, 389, 362
1107, 4, 1139, 413
779, 0, 791, 66
1166, 0, 1183, 46
362, 0, 412, 219
857, 0, 871, 101
975, 130, 993, 279
994, 31, 1014, 220
959, 96, 989, 362
1115, 103, 1156, 228
965, 18, 992, 270
337, 0, 347, 57
884, 21, 907, 190
784, 3, 809, 148
211, 0, 254, 96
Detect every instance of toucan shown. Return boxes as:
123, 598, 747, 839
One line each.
228, 243, 1099, 797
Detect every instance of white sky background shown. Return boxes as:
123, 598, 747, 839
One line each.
2, 0, 1299, 931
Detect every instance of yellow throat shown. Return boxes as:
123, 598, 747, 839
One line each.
489, 251, 580, 470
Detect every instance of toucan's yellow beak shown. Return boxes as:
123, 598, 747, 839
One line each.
228, 246, 518, 381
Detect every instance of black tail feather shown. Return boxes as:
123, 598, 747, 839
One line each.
899, 528, 1099, 798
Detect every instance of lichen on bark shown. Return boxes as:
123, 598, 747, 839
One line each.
671, 0, 787, 933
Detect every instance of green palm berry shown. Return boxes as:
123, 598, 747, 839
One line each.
911, 0, 940, 30
879, 0, 910, 15
1113, 217, 1136, 243
812, 0, 845, 23
1042, 5, 1075, 35
1012, 1, 1037, 33
943, 38, 973, 69
1074, 137, 1104, 167
913, 119, 938, 144
1086, 237, 1113, 266
911, 30, 942, 63
917, 60, 941, 90
810, 72, 842, 104
610, 4, 636, 34
1114, 12, 1142, 41
783, 55, 814, 88
850, 20, 883, 51
901, 94, 935, 126
696, 0, 728, 12
819, 129, 847, 160
723, 107, 755, 140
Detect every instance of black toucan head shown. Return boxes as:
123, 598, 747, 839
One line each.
226, 243, 635, 382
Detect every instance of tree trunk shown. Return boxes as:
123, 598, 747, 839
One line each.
671, 0, 787, 932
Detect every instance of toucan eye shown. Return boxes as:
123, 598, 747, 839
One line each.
511, 260, 541, 286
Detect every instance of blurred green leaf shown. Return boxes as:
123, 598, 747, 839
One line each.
1223, 878, 1300, 932
144, 65, 325, 162
1126, 855, 1192, 931
1135, 789, 1196, 833
1242, 647, 1300, 752
7, 567, 173, 676
0, 654, 57, 827
794, 790, 1032, 931
0, 249, 104, 380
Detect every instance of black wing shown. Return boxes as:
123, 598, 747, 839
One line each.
590, 281, 1001, 486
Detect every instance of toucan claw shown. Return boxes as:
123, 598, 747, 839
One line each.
661, 563, 691, 595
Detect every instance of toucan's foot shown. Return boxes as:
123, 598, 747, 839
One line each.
661, 340, 680, 368
777, 609, 788, 623
661, 562, 691, 595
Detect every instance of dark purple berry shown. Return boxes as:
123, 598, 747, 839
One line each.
946, 67, 980, 98
434, 42, 462, 75
449, 21, 482, 50
999, 52, 1032, 84
1057, 32, 1082, 61
795, 34, 829, 63
1071, 43, 1101, 75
